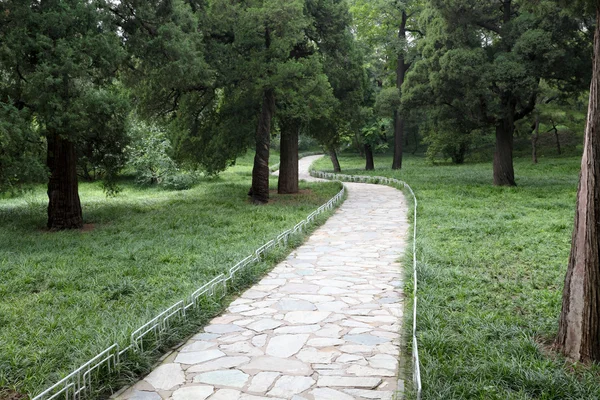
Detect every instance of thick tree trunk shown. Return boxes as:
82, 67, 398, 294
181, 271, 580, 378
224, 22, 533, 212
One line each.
329, 149, 341, 173
555, 7, 600, 363
493, 116, 516, 186
532, 115, 539, 164
47, 132, 83, 230
250, 88, 275, 204
392, 11, 408, 170
365, 144, 374, 170
278, 118, 299, 194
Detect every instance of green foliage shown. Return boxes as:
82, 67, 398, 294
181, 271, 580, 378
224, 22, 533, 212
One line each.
403, 0, 591, 165
127, 122, 177, 185
0, 0, 130, 192
0, 105, 47, 193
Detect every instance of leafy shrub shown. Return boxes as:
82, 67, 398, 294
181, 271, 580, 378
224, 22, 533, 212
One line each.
161, 172, 199, 190
127, 122, 177, 185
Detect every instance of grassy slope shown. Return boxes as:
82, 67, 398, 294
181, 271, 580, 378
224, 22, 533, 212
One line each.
0, 152, 339, 396
313, 154, 600, 400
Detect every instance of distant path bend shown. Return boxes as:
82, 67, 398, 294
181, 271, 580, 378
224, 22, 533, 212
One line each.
117, 154, 410, 400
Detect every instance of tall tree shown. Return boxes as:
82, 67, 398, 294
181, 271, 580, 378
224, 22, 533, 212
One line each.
555, 0, 600, 364
1, 0, 128, 229
350, 0, 421, 170
404, 0, 590, 185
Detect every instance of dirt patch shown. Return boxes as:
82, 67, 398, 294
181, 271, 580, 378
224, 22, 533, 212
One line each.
80, 223, 95, 233
267, 189, 314, 204
0, 389, 27, 400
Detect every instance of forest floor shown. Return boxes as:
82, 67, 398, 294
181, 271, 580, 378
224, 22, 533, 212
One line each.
312, 154, 600, 399
0, 152, 341, 398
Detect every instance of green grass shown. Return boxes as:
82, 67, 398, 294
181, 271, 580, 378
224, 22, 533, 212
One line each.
0, 151, 340, 397
313, 154, 600, 400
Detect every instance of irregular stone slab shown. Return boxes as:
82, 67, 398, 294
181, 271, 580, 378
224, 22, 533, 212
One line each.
368, 354, 398, 370
193, 370, 249, 388
241, 356, 312, 375
279, 283, 320, 293
246, 319, 283, 332
274, 324, 320, 334
343, 389, 394, 399
205, 325, 245, 334
129, 390, 162, 400
343, 334, 390, 346
275, 299, 317, 311
187, 356, 250, 373
174, 349, 225, 365
296, 348, 339, 364
317, 376, 381, 389
267, 376, 315, 398
192, 333, 220, 341
307, 338, 344, 347
240, 395, 284, 400
251, 334, 267, 348
171, 386, 214, 400
180, 341, 216, 352
315, 301, 348, 312
247, 371, 279, 393
220, 341, 263, 356
210, 389, 241, 400
144, 363, 184, 390
284, 311, 330, 324
347, 364, 396, 377
266, 334, 309, 358
310, 388, 355, 400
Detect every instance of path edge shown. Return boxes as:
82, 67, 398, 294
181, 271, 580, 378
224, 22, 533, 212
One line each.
310, 168, 422, 400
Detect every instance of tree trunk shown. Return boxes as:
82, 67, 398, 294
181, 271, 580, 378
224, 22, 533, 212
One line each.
278, 118, 299, 194
47, 132, 83, 230
493, 115, 516, 186
250, 88, 275, 204
392, 10, 408, 170
329, 149, 341, 173
555, 7, 600, 364
365, 144, 374, 170
532, 115, 539, 164
553, 125, 562, 155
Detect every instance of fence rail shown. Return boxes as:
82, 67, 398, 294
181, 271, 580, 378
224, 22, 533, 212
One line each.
310, 170, 422, 400
31, 184, 345, 400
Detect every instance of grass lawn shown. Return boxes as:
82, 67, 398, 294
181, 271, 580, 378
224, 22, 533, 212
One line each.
313, 154, 600, 400
0, 152, 340, 397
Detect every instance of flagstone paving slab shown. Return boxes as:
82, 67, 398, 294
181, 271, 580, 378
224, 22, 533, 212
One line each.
116, 155, 408, 399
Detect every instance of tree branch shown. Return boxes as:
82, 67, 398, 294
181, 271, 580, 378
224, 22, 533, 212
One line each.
476, 21, 501, 34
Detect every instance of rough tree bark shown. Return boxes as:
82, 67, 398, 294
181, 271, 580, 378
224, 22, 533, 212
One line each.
555, 6, 600, 364
329, 148, 341, 173
278, 118, 299, 194
47, 132, 83, 230
392, 10, 408, 170
552, 123, 562, 155
493, 108, 516, 186
365, 144, 374, 170
250, 88, 275, 204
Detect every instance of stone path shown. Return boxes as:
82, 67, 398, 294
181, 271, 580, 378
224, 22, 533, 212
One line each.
116, 155, 409, 400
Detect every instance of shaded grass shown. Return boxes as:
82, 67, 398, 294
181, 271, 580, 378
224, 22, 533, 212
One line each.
313, 154, 600, 400
0, 153, 340, 397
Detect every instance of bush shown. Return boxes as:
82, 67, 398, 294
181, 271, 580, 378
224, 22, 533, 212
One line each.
160, 172, 199, 191
127, 122, 177, 185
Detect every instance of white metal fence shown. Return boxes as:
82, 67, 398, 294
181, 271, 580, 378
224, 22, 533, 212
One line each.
31, 185, 345, 400
310, 170, 422, 400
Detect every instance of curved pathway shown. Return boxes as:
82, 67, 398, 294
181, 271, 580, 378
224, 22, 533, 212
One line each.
116, 155, 409, 400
